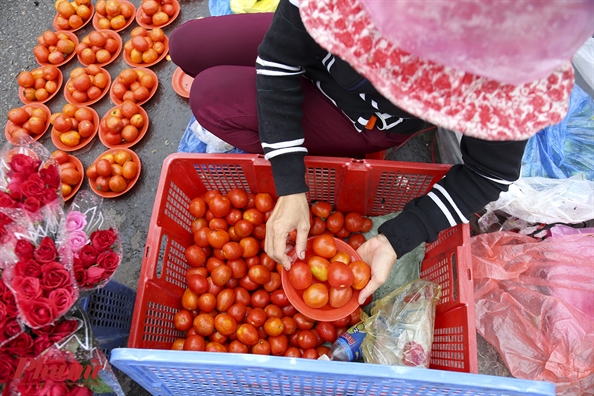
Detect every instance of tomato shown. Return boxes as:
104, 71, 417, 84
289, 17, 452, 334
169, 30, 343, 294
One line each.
344, 212, 364, 233
247, 307, 267, 327
335, 227, 351, 239
239, 274, 259, 291
207, 229, 229, 249
226, 188, 248, 209
212, 248, 226, 261
211, 265, 232, 286
216, 289, 235, 312
293, 313, 315, 331
256, 326, 267, 339
281, 317, 297, 335
248, 265, 271, 285
171, 338, 185, 350
224, 208, 243, 226
95, 159, 112, 177
288, 261, 312, 290
270, 289, 289, 307
328, 286, 353, 308
302, 348, 319, 359
233, 287, 251, 306
243, 208, 264, 226
197, 293, 216, 313
234, 220, 253, 238
302, 283, 329, 309
187, 267, 208, 279
312, 234, 337, 259
209, 218, 228, 231
311, 201, 332, 219
254, 192, 274, 213
226, 277, 239, 289
250, 289, 270, 309
288, 332, 301, 348
330, 316, 350, 328
236, 323, 259, 346
205, 342, 227, 353
187, 274, 209, 295
245, 256, 260, 269
281, 304, 297, 317
181, 288, 199, 310
349, 260, 371, 290
214, 313, 237, 336
183, 335, 206, 351
228, 258, 247, 279
227, 303, 246, 323
239, 237, 259, 258
297, 330, 317, 350
259, 252, 276, 271
349, 308, 362, 327
263, 272, 281, 293
360, 217, 373, 233
268, 334, 288, 356
326, 212, 345, 234
348, 233, 367, 250
173, 309, 193, 332
264, 304, 283, 319
251, 223, 267, 240
193, 313, 215, 337
185, 245, 206, 268
284, 347, 301, 358
221, 241, 243, 260
202, 189, 222, 205
328, 262, 353, 289
316, 345, 330, 357
330, 251, 351, 265
315, 322, 337, 343
251, 339, 271, 355
307, 255, 330, 282
209, 195, 231, 218
309, 217, 327, 235
263, 317, 284, 337
209, 330, 228, 345
228, 340, 249, 354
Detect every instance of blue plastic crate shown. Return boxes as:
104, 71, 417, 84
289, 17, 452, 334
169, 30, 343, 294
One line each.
110, 349, 555, 396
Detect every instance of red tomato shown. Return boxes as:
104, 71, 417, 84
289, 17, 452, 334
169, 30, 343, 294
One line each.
228, 258, 247, 279
328, 262, 354, 289
270, 289, 289, 307
224, 208, 243, 226
185, 245, 206, 267
209, 195, 231, 218
227, 303, 247, 323
344, 212, 364, 233
328, 286, 353, 308
236, 323, 259, 346
197, 293, 216, 313
207, 276, 224, 296
302, 348, 319, 359
349, 260, 371, 290
254, 192, 274, 213
309, 217, 327, 235
193, 226, 211, 247
234, 286, 251, 306
247, 307, 267, 327
326, 212, 345, 234
193, 313, 215, 337
251, 339, 271, 355
297, 330, 318, 350
281, 304, 297, 317
234, 219, 254, 238
263, 317, 285, 337
243, 208, 264, 226
284, 347, 301, 358
248, 264, 271, 285
348, 233, 367, 250
330, 316, 350, 328
316, 345, 330, 358
259, 252, 277, 271
281, 316, 297, 335
250, 289, 270, 309
202, 190, 222, 205
268, 334, 288, 356
263, 272, 281, 292
293, 313, 315, 330
214, 313, 237, 336
239, 274, 259, 291
187, 274, 209, 295
311, 234, 337, 259
226, 188, 249, 209
239, 236, 260, 258
189, 197, 207, 218
311, 201, 332, 219
360, 217, 373, 233
251, 223, 267, 240
288, 261, 312, 290
216, 289, 236, 312
222, 241, 243, 260
211, 265, 232, 286
315, 322, 337, 343
205, 342, 227, 353
228, 340, 249, 353
183, 335, 206, 351
206, 257, 225, 273
173, 309, 193, 331
264, 304, 283, 319
208, 229, 230, 249
209, 218, 228, 231
307, 255, 330, 282
303, 283, 329, 309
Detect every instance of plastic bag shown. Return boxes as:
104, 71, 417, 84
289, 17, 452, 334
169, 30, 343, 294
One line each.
521, 83, 594, 180
482, 174, 594, 225
573, 38, 594, 97
209, 0, 233, 16
472, 231, 594, 395
361, 279, 441, 367
230, 0, 279, 14
178, 116, 246, 154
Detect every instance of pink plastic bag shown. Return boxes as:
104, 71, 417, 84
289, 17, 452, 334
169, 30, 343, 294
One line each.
472, 231, 594, 395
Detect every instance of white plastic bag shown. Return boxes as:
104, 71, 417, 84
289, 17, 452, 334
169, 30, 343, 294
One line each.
483, 174, 594, 224
572, 37, 594, 95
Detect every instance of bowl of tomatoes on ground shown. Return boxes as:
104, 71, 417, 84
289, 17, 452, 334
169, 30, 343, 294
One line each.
17, 65, 63, 105
281, 235, 371, 321
123, 27, 168, 67
51, 150, 84, 201
93, 0, 136, 32
99, 101, 149, 148
5, 103, 51, 143
53, 0, 94, 32
136, 0, 180, 29
87, 148, 141, 197
76, 29, 122, 67
51, 103, 99, 151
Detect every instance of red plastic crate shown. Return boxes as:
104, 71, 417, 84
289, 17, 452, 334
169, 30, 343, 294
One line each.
129, 153, 477, 373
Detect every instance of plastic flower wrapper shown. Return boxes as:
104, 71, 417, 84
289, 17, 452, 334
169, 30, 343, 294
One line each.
67, 190, 123, 291
361, 278, 441, 367
4, 306, 125, 396
0, 205, 79, 330
0, 137, 62, 243
0, 271, 24, 349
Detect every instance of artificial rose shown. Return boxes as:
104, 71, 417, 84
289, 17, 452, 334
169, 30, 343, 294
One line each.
3, 291, 18, 317
4, 318, 22, 338
85, 266, 106, 286
4, 332, 34, 357
17, 370, 49, 396
66, 211, 87, 232
73, 264, 86, 287
9, 154, 41, 175
0, 213, 13, 240
0, 353, 17, 384
23, 196, 42, 213
41, 187, 59, 205
0, 278, 6, 295
0, 301, 6, 324
90, 228, 117, 251
32, 324, 55, 336
96, 250, 120, 274
39, 164, 60, 189
20, 174, 45, 200
14, 239, 35, 261
20, 298, 58, 328
14, 259, 42, 278
52, 319, 79, 340
0, 191, 18, 208
47, 382, 70, 396
68, 230, 88, 253
12, 276, 43, 300
40, 262, 71, 291
33, 333, 53, 356
34, 236, 57, 263
48, 288, 75, 315
7, 179, 23, 196
69, 384, 94, 396
78, 245, 98, 268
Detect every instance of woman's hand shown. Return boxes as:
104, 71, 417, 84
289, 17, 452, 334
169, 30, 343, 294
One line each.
264, 193, 310, 270
356, 234, 397, 304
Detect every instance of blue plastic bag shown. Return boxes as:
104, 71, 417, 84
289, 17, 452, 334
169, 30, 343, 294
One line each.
521, 84, 594, 180
209, 0, 233, 16
178, 115, 246, 154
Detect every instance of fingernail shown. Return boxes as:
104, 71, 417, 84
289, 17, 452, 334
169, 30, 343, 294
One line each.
298, 251, 305, 260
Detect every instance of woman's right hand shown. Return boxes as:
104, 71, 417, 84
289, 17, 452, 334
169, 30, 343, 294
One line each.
264, 193, 310, 270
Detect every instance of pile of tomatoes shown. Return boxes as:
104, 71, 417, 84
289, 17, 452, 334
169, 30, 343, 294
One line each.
34, 30, 76, 66
51, 150, 82, 196
65, 65, 109, 104
137, 0, 177, 27
54, 0, 93, 31
17, 65, 61, 103
172, 188, 372, 358
124, 27, 167, 65
95, 0, 136, 31
51, 103, 97, 147
77, 30, 120, 66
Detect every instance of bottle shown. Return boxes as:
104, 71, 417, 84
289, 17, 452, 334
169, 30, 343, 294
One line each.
328, 322, 367, 362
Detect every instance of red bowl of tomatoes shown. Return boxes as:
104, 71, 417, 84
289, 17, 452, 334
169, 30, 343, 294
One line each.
281, 236, 370, 322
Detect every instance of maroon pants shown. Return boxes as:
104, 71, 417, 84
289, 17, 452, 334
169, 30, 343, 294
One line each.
169, 13, 411, 156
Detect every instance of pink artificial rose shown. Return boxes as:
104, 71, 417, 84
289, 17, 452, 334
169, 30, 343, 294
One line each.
66, 211, 87, 232
20, 298, 58, 328
0, 191, 18, 208
13, 259, 42, 278
34, 237, 57, 263
23, 196, 42, 213
14, 239, 35, 261
69, 384, 94, 396
33, 333, 53, 356
48, 288, 75, 315
51, 319, 79, 342
4, 318, 23, 338
78, 245, 98, 268
90, 228, 117, 251
85, 266, 106, 286
39, 165, 60, 189
11, 276, 43, 300
4, 332, 34, 357
9, 154, 41, 175
40, 262, 71, 292
68, 230, 88, 254
0, 353, 17, 384
20, 174, 45, 200
96, 250, 120, 274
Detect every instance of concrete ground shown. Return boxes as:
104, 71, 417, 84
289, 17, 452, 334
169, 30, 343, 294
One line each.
0, 1, 511, 394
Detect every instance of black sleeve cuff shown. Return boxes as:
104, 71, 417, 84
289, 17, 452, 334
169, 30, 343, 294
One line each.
269, 153, 309, 196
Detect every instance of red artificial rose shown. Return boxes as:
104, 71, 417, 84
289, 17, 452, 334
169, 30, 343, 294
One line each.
23, 196, 42, 212
32, 324, 55, 336
3, 291, 19, 317
39, 165, 61, 189
9, 154, 41, 175
34, 237, 57, 263
69, 384, 94, 396
0, 301, 6, 324
78, 245, 98, 268
4, 332, 34, 357
96, 250, 120, 274
73, 265, 87, 287
85, 266, 106, 286
90, 228, 117, 251
48, 382, 70, 396
41, 187, 59, 205
33, 333, 53, 356
0, 279, 6, 294
17, 370, 49, 396
14, 239, 35, 261
0, 353, 17, 384
0, 191, 18, 208
12, 276, 43, 300
20, 174, 45, 200
20, 298, 58, 328
48, 288, 75, 315
51, 319, 80, 342
40, 262, 71, 292
14, 259, 42, 278
4, 318, 22, 338
7, 179, 23, 197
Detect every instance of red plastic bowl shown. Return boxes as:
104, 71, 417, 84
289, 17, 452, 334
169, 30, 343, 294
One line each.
281, 237, 362, 322
89, 148, 141, 198
123, 35, 169, 68
18, 68, 63, 105
52, 3, 94, 33
62, 155, 85, 202
64, 67, 111, 107
135, 0, 180, 29
51, 106, 100, 152
4, 103, 52, 143
35, 30, 79, 67
110, 67, 159, 106
77, 29, 123, 67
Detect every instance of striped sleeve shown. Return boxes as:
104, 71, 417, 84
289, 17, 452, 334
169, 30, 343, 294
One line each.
378, 137, 528, 257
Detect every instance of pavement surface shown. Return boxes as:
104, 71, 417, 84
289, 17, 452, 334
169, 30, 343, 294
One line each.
0, 1, 511, 394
